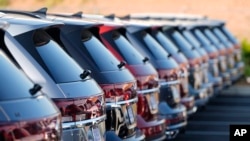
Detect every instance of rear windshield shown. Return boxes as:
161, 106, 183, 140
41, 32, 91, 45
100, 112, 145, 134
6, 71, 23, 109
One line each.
172, 31, 193, 50
0, 51, 37, 100
195, 29, 217, 53
142, 32, 169, 60
221, 26, 238, 44
82, 30, 121, 71
155, 31, 179, 54
193, 29, 211, 46
213, 28, 228, 42
34, 30, 83, 83
204, 29, 220, 44
182, 30, 201, 48
113, 32, 145, 65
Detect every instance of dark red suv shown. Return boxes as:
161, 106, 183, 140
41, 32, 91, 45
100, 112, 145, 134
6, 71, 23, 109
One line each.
97, 20, 167, 141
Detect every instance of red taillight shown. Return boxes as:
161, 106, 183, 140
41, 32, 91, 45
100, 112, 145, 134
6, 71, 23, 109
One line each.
219, 48, 227, 56
0, 115, 61, 141
208, 52, 219, 59
234, 44, 241, 49
101, 82, 137, 103
137, 94, 153, 121
136, 75, 160, 122
136, 75, 159, 90
141, 124, 165, 137
227, 47, 234, 54
158, 69, 179, 81
53, 95, 105, 122
189, 58, 201, 68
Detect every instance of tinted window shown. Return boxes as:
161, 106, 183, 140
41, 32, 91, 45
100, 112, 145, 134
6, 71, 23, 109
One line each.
193, 29, 217, 53
155, 31, 179, 54
204, 29, 220, 44
142, 32, 169, 59
182, 30, 201, 48
204, 29, 226, 50
172, 31, 193, 50
34, 30, 83, 83
113, 33, 145, 65
213, 28, 228, 42
82, 30, 121, 71
143, 33, 168, 59
221, 26, 238, 44
193, 29, 211, 45
0, 51, 38, 100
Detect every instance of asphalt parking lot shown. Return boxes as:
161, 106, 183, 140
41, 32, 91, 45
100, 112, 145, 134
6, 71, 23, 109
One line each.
174, 83, 250, 141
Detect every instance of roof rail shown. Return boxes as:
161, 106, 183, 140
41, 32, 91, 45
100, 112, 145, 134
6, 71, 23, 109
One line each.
0, 8, 46, 19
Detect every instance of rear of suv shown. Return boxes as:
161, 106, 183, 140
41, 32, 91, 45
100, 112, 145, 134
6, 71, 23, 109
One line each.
198, 25, 232, 87
177, 23, 223, 95
149, 25, 197, 116
0, 26, 61, 141
0, 11, 107, 141
159, 23, 210, 107
127, 14, 231, 89
184, 22, 228, 91
122, 17, 210, 107
37, 14, 145, 141
119, 20, 188, 139
96, 21, 167, 141
161, 21, 215, 99
202, 19, 244, 82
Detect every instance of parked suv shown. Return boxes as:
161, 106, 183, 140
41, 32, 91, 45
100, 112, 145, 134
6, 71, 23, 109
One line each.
200, 19, 244, 82
97, 20, 167, 141
127, 14, 231, 89
177, 22, 223, 95
155, 21, 215, 99
0, 26, 61, 140
0, 11, 106, 141
48, 16, 145, 141
148, 25, 197, 116
157, 22, 210, 107
22, 11, 145, 140
117, 20, 188, 139
186, 21, 232, 88
161, 15, 243, 84
122, 17, 210, 107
